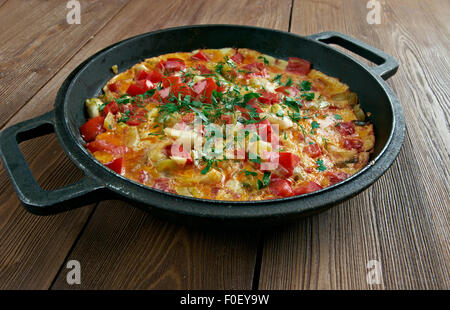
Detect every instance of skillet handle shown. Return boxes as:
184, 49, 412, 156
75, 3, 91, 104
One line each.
307, 31, 399, 80
0, 110, 104, 215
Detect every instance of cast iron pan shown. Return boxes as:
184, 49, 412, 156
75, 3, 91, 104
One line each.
0, 25, 405, 227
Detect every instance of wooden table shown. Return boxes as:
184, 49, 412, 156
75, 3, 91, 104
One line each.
0, 0, 448, 290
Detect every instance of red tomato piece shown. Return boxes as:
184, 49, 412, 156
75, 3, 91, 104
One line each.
275, 86, 300, 97
195, 64, 212, 75
243, 62, 267, 79
191, 51, 209, 61
108, 82, 119, 93
247, 98, 263, 113
326, 171, 350, 185
126, 108, 147, 126
258, 91, 280, 105
136, 70, 163, 83
86, 140, 128, 155
163, 58, 186, 72
269, 179, 294, 197
343, 138, 363, 151
126, 79, 154, 96
169, 144, 193, 164
336, 121, 355, 136
278, 152, 301, 177
192, 77, 218, 103
80, 116, 105, 142
220, 114, 233, 124
101, 101, 119, 116
304, 143, 322, 158
105, 157, 123, 174
181, 112, 195, 123
257, 119, 273, 142
171, 82, 193, 100
152, 87, 171, 103
243, 62, 265, 71
231, 50, 244, 63
138, 170, 149, 183
286, 57, 311, 75
293, 181, 322, 195
162, 75, 182, 88
153, 178, 172, 192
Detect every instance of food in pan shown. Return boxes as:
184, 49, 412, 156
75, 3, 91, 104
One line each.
79, 48, 374, 200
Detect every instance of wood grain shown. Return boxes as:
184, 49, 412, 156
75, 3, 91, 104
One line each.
51, 201, 260, 289
0, 0, 448, 290
0, 0, 130, 290
0, 0, 128, 128
0, 0, 292, 289
258, 0, 449, 290
0, 134, 95, 289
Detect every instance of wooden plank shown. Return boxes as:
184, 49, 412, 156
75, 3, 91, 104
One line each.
0, 134, 96, 289
0, 0, 291, 289
0, 0, 131, 290
51, 202, 260, 289
0, 0, 129, 128
258, 0, 449, 290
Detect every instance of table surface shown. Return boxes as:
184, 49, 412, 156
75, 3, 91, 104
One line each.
0, 0, 448, 290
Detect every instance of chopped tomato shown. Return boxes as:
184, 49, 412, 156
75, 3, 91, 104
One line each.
153, 177, 172, 192
257, 119, 273, 142
195, 64, 212, 75
269, 179, 294, 197
126, 108, 147, 126
138, 170, 149, 183
105, 157, 123, 174
326, 171, 350, 185
126, 79, 154, 96
152, 87, 171, 103
343, 138, 363, 151
108, 82, 119, 92
162, 58, 185, 73
243, 62, 265, 72
304, 143, 322, 158
181, 112, 195, 123
171, 82, 193, 100
191, 51, 209, 61
275, 86, 300, 97
243, 62, 267, 79
220, 114, 233, 124
101, 101, 119, 116
258, 91, 280, 105
169, 144, 193, 165
294, 181, 322, 195
192, 77, 218, 103
162, 75, 182, 88
231, 50, 244, 63
80, 116, 105, 142
278, 152, 301, 177
136, 70, 163, 83
86, 140, 128, 155
247, 98, 263, 113
286, 57, 311, 75
336, 121, 355, 136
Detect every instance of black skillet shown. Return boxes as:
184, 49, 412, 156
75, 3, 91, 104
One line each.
0, 25, 405, 227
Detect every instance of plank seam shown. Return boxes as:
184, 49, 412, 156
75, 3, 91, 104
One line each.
251, 230, 264, 290
48, 202, 99, 290
0, 0, 131, 131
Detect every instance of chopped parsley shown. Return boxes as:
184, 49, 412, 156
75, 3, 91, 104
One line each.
272, 74, 283, 84
257, 171, 271, 189
258, 56, 269, 65
301, 92, 315, 101
299, 80, 311, 91
316, 158, 327, 171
